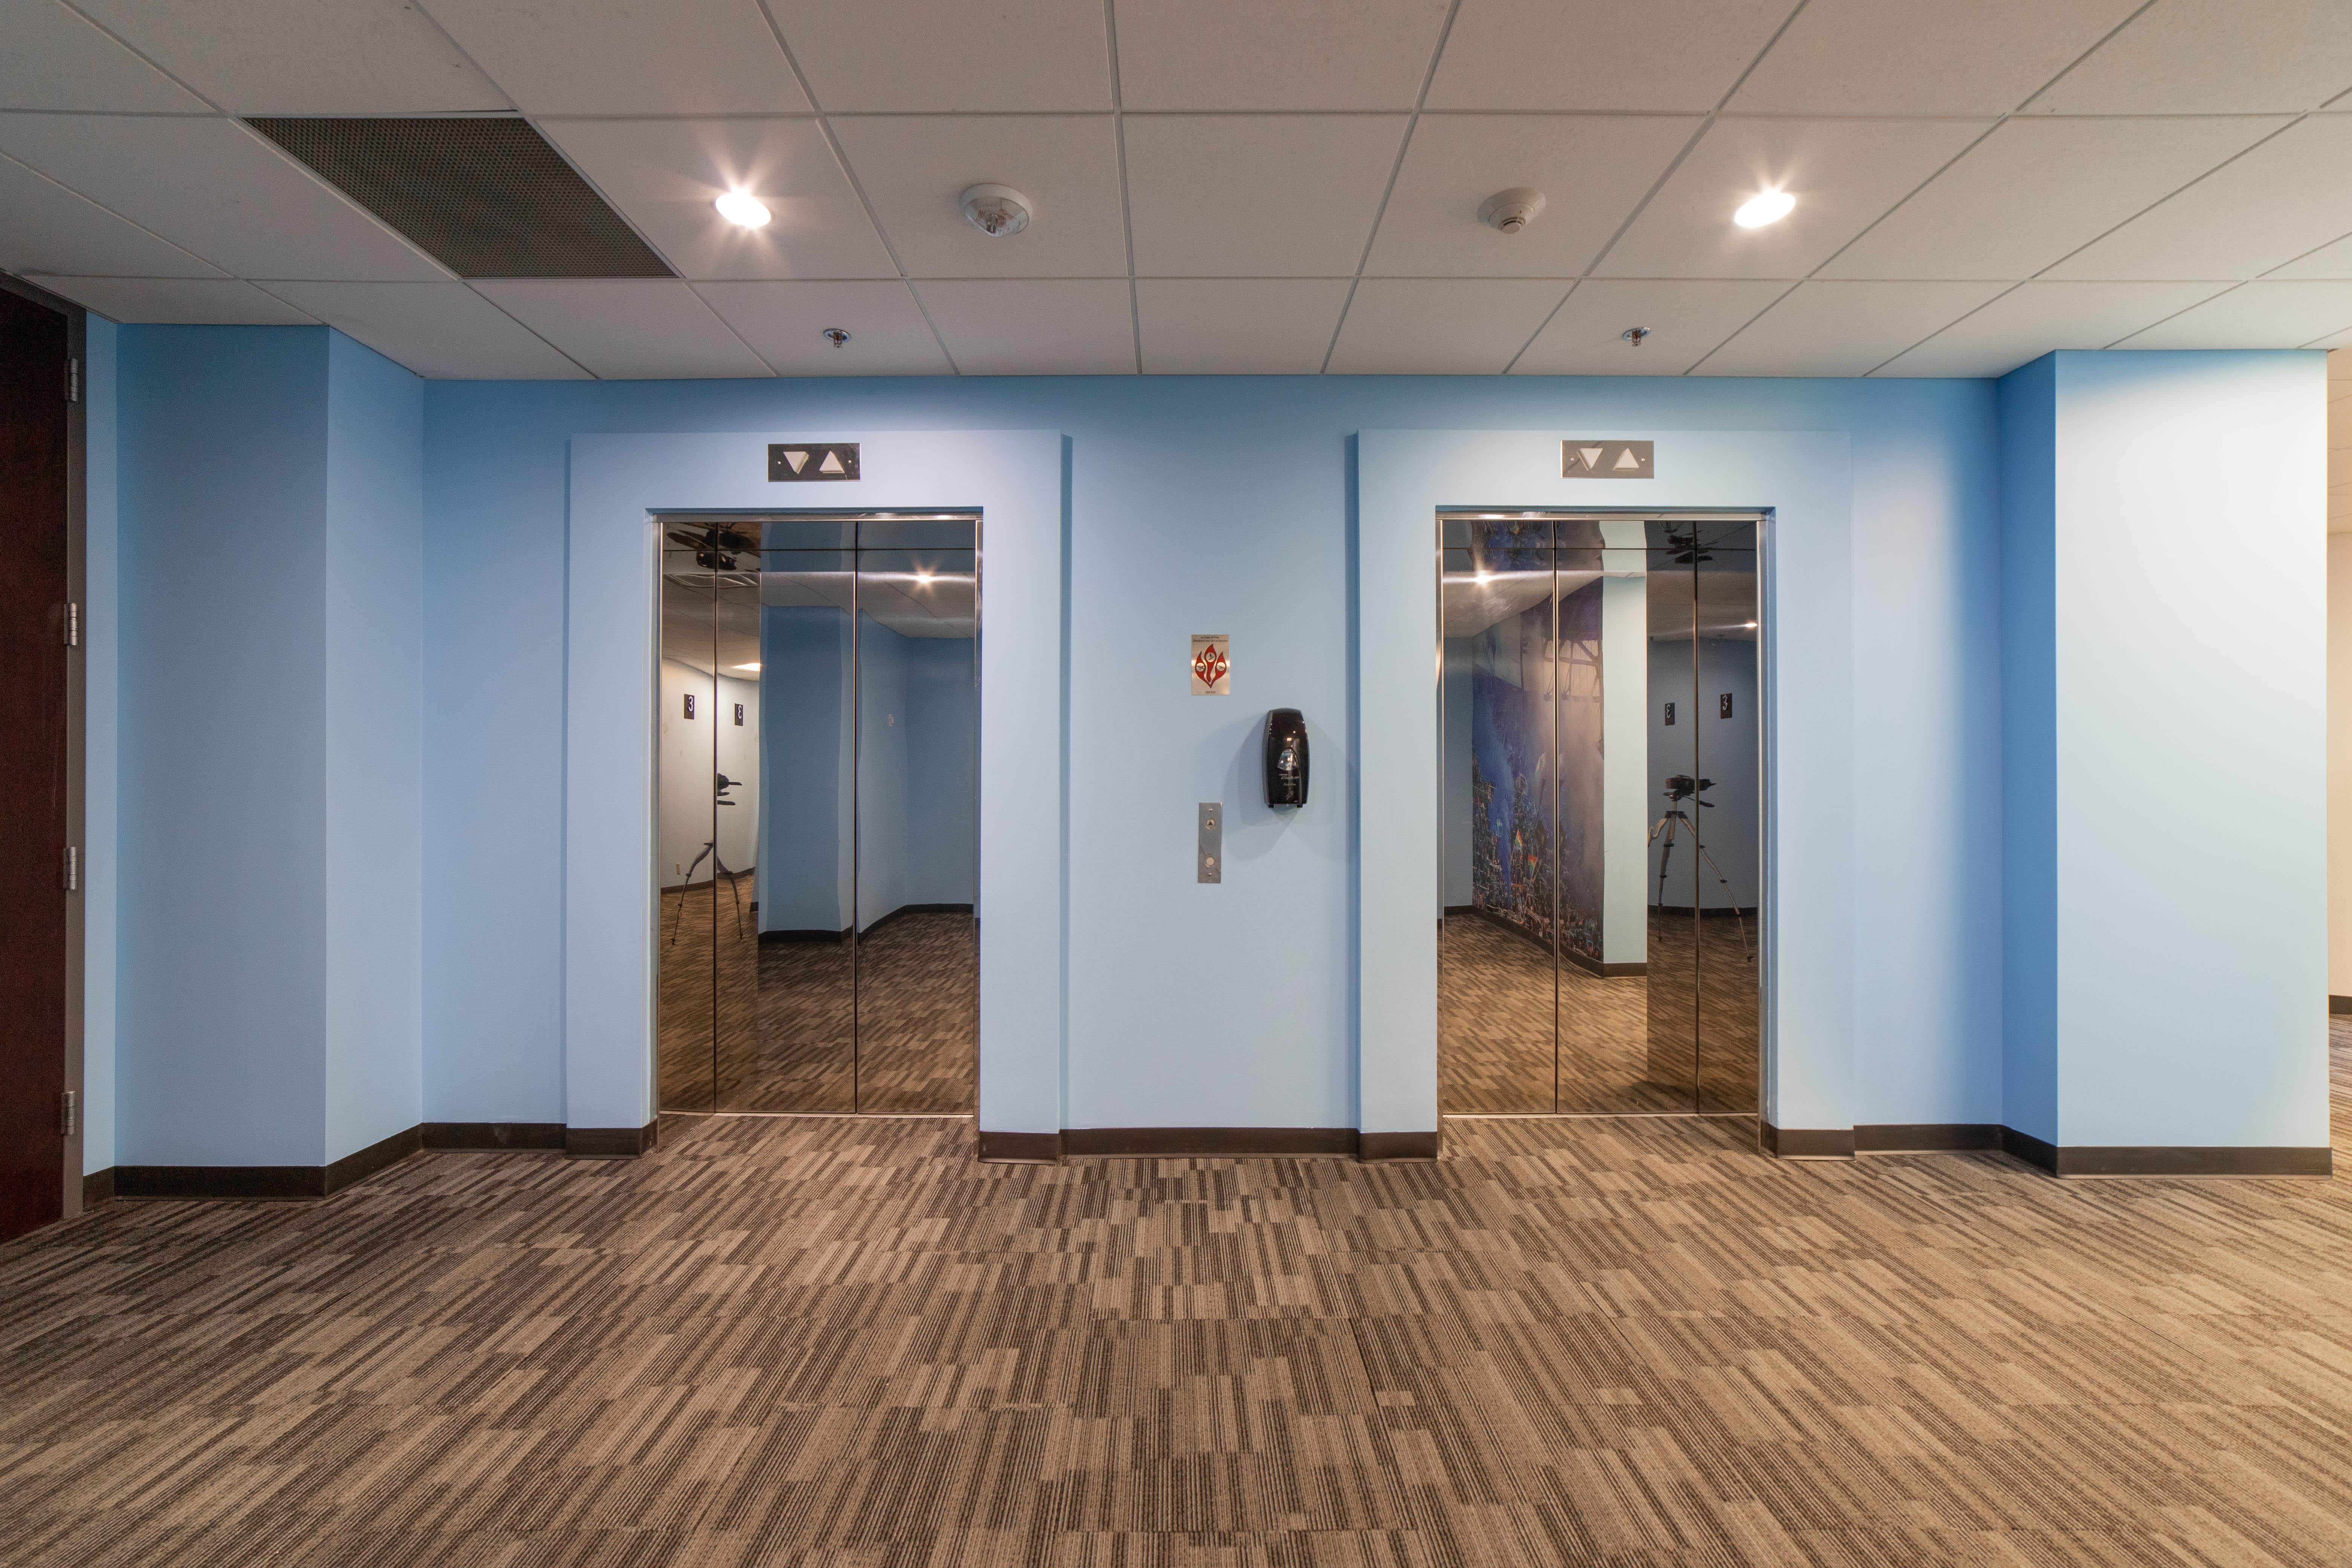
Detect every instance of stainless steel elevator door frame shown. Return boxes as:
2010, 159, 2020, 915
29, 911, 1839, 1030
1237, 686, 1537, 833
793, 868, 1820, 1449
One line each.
654, 510, 982, 1118
1436, 508, 1767, 1121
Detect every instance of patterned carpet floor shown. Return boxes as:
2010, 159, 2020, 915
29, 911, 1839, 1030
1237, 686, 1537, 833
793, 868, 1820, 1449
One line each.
0, 1030, 2348, 1565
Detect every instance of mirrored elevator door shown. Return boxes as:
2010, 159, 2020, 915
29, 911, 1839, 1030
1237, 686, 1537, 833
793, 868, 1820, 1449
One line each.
853, 531, 978, 1113
734, 538, 856, 1112
1438, 512, 1761, 1118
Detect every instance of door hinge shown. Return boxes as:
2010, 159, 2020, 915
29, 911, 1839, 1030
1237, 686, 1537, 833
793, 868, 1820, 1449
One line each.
65, 601, 78, 648
60, 1090, 77, 1139
66, 358, 79, 403
64, 845, 77, 893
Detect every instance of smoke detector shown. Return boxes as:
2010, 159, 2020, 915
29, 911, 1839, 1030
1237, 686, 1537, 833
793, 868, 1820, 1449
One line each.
960, 184, 1032, 237
1478, 187, 1545, 235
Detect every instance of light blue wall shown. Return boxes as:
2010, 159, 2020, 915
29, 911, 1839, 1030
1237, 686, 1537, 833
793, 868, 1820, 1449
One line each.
115, 325, 424, 1168
118, 327, 329, 1166
81, 316, 117, 1178
903, 635, 977, 908
1647, 637, 1760, 910
425, 378, 2000, 1135
756, 605, 853, 935
323, 334, 424, 1160
2036, 351, 2327, 1149
856, 614, 910, 929
1998, 356, 2059, 1143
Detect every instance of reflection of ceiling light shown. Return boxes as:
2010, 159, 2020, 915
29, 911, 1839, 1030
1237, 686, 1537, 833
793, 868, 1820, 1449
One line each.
1474, 571, 1493, 584
1742, 621, 1758, 629
960, 184, 1031, 237
1733, 190, 1794, 228
735, 662, 761, 671
914, 571, 933, 585
715, 191, 772, 228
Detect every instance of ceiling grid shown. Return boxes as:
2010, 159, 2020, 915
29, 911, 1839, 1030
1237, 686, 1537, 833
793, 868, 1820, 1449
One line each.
3, 0, 2350, 377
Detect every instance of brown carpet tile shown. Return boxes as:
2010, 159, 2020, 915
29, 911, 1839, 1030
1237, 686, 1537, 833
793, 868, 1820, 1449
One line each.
661, 885, 975, 1116
0, 1029, 2347, 1565
1442, 912, 1758, 1118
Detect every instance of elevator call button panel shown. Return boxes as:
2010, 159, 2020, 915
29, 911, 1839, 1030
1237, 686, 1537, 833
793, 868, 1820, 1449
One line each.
1198, 803, 1222, 884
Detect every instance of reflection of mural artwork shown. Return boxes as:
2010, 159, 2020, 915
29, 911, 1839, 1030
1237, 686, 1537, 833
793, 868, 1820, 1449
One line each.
1470, 657, 1551, 944
1556, 580, 1605, 962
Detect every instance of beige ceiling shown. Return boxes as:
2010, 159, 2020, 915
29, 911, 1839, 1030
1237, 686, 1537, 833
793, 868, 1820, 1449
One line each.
5, 0, 2352, 379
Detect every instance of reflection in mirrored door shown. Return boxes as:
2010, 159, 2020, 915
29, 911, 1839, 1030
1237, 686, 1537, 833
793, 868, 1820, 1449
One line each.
1439, 511, 1761, 1119
656, 513, 979, 1118
852, 522, 978, 1113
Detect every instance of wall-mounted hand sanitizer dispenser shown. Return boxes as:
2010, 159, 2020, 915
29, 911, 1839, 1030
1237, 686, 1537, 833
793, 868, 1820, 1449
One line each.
1265, 708, 1309, 808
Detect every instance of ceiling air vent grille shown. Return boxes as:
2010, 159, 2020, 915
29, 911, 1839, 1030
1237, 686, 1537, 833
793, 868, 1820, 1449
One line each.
248, 116, 672, 279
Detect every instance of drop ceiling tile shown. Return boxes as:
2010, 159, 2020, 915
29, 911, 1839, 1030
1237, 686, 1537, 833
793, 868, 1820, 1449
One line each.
1426, 0, 1792, 113
1823, 117, 2285, 282
1873, 280, 2233, 375
1135, 279, 1350, 372
2261, 228, 2352, 280
828, 115, 1125, 279
256, 281, 588, 377
0, 113, 445, 280
1727, 0, 2139, 116
1513, 279, 1786, 375
418, 0, 811, 115
2027, 0, 2352, 114
2046, 116, 2352, 280
26, 275, 315, 323
913, 279, 1134, 373
70, 0, 504, 114
1365, 115, 1700, 279
1596, 117, 1990, 280
696, 280, 952, 374
1325, 277, 1565, 374
1124, 115, 1405, 276
0, 151, 224, 277
1693, 279, 2005, 375
2112, 280, 2352, 349
768, 0, 1109, 111
1114, 0, 1450, 110
0, 0, 210, 111
471, 279, 771, 377
541, 118, 891, 280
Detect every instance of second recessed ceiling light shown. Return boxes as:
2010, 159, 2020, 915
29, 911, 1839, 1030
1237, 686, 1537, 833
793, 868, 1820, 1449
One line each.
715, 190, 772, 228
1733, 190, 1794, 228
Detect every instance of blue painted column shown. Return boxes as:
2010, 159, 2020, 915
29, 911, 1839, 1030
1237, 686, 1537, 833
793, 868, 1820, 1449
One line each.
2000, 351, 2328, 1169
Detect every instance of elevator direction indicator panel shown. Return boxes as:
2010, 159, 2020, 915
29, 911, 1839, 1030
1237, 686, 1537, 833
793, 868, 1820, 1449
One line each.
1562, 439, 1654, 478
769, 442, 860, 481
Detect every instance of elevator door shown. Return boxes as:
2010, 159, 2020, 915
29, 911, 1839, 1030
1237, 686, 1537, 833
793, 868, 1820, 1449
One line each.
657, 514, 979, 1115
1438, 514, 1759, 1116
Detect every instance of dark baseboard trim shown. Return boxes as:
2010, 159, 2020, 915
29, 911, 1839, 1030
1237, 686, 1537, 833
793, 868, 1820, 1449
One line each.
1359, 1130, 1441, 1161
1856, 1123, 2003, 1152
424, 1122, 567, 1152
2000, 1126, 2059, 1172
1064, 1126, 1360, 1157
325, 1125, 423, 1190
2039, 1141, 2331, 1177
82, 1168, 113, 1207
1652, 904, 1759, 917
760, 927, 848, 944
566, 1121, 659, 1159
115, 1123, 425, 1200
2332, 995, 2352, 1015
1761, 1121, 1855, 1159
1561, 950, 1647, 978
977, 1130, 1064, 1163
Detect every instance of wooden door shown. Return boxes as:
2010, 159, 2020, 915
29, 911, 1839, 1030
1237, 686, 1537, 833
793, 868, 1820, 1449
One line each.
0, 287, 69, 1242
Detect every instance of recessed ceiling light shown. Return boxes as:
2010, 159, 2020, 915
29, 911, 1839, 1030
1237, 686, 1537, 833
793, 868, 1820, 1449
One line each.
715, 190, 771, 228
1733, 190, 1794, 228
961, 184, 1031, 237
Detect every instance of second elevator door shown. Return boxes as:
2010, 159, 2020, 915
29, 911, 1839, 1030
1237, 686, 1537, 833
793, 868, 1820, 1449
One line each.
1439, 514, 1760, 1116
657, 514, 979, 1116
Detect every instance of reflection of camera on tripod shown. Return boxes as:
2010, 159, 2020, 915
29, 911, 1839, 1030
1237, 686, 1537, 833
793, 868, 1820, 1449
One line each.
668, 771, 746, 945
1650, 773, 1751, 963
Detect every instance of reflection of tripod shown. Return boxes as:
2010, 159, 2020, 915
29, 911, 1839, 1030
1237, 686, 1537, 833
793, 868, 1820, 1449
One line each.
1650, 774, 1750, 963
668, 772, 745, 944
